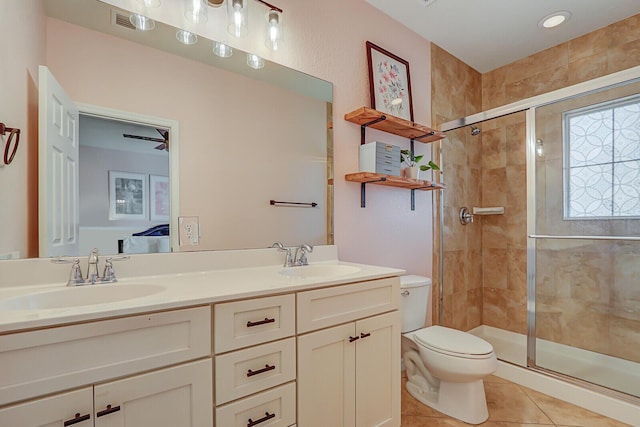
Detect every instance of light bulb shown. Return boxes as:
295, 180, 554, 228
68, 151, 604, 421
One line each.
136, 0, 161, 7
185, 0, 208, 24
247, 53, 264, 70
265, 10, 282, 51
129, 14, 155, 31
176, 29, 198, 45
227, 0, 248, 37
213, 42, 233, 58
536, 139, 545, 157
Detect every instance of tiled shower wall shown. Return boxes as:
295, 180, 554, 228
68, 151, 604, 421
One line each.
431, 14, 640, 336
430, 44, 483, 331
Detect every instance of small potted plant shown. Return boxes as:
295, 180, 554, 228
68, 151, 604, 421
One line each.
400, 149, 440, 179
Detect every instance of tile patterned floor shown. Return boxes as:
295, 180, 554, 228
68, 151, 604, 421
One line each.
401, 375, 633, 426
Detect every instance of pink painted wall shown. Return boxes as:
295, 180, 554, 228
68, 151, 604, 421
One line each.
270, 1, 435, 276
0, 1, 45, 259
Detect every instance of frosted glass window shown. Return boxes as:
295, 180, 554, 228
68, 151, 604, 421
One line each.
564, 96, 640, 218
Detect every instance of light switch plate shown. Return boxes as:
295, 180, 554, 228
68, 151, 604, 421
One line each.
178, 216, 200, 246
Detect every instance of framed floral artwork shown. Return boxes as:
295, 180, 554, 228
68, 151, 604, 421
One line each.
366, 41, 414, 121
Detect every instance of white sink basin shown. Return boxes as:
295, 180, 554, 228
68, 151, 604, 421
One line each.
0, 284, 165, 310
279, 264, 361, 278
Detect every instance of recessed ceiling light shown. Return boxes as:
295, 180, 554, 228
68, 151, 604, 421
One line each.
539, 11, 571, 29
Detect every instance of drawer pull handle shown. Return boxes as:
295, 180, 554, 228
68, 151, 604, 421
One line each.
348, 336, 360, 343
360, 332, 371, 339
247, 364, 276, 377
247, 317, 276, 327
248, 411, 276, 427
64, 413, 91, 426
96, 404, 121, 418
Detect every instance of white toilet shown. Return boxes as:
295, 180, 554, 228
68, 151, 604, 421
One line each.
400, 275, 497, 425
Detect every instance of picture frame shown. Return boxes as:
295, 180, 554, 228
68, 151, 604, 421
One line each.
366, 41, 414, 121
149, 174, 170, 222
108, 171, 148, 220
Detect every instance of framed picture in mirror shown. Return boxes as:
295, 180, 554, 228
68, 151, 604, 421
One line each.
150, 174, 170, 222
366, 41, 414, 121
109, 171, 148, 220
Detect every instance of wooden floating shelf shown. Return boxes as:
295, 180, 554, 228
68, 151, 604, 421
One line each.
345, 172, 446, 191
344, 107, 446, 143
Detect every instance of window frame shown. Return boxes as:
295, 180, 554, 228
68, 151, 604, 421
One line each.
562, 93, 640, 220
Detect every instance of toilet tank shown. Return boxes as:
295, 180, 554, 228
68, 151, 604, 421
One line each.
400, 275, 432, 333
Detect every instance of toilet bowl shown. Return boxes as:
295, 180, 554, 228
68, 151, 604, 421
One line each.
400, 276, 497, 425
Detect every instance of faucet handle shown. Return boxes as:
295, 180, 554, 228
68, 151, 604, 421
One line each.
271, 242, 294, 267
295, 244, 314, 266
101, 255, 130, 283
52, 258, 85, 286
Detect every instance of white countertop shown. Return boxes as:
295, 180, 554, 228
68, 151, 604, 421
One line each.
0, 259, 404, 333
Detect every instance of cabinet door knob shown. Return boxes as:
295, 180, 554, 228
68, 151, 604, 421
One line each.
96, 404, 121, 418
360, 332, 371, 339
247, 411, 276, 427
348, 335, 360, 343
64, 413, 91, 426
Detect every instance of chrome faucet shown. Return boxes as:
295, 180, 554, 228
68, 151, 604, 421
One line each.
86, 248, 100, 284
294, 244, 313, 266
52, 249, 129, 286
271, 242, 295, 267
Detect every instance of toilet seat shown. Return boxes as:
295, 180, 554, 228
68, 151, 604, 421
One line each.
414, 326, 494, 359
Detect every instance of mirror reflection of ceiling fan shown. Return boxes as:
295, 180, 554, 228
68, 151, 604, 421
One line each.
123, 128, 169, 151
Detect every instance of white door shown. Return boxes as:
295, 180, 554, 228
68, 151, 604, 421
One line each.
0, 387, 92, 427
38, 65, 79, 257
355, 311, 401, 427
94, 359, 212, 427
297, 323, 356, 427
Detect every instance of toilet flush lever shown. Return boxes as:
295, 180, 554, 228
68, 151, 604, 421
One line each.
401, 290, 410, 296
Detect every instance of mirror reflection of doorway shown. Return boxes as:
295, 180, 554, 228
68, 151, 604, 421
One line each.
78, 115, 170, 256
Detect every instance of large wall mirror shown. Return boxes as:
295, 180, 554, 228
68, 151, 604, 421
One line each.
9, 0, 333, 260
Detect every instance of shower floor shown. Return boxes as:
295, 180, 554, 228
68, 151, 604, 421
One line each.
469, 325, 640, 398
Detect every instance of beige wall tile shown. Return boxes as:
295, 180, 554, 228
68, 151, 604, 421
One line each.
607, 38, 640, 74
568, 26, 609, 62
482, 128, 507, 170
483, 248, 508, 289
568, 53, 608, 86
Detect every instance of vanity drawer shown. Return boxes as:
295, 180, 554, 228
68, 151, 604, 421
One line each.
215, 382, 296, 427
214, 294, 295, 353
297, 277, 400, 333
215, 337, 296, 404
0, 306, 211, 406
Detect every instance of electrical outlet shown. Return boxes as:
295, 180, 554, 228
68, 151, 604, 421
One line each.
178, 216, 200, 246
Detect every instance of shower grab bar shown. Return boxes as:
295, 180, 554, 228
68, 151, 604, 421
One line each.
529, 234, 640, 241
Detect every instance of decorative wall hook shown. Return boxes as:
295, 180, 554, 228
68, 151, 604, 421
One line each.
0, 122, 21, 166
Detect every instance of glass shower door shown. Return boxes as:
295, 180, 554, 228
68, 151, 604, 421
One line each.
529, 79, 640, 398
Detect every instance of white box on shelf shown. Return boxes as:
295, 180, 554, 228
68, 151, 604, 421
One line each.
359, 141, 401, 176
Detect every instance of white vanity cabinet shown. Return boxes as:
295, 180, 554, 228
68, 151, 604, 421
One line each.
214, 294, 297, 427
0, 306, 213, 427
296, 278, 401, 427
0, 360, 212, 427
0, 387, 93, 427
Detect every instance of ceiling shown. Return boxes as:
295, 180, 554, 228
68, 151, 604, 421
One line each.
366, 0, 640, 73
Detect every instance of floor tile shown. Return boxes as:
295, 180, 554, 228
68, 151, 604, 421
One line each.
521, 387, 632, 427
484, 382, 554, 424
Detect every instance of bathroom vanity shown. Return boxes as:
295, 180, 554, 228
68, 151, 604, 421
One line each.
0, 246, 403, 427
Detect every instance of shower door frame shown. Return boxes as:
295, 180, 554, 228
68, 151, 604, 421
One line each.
439, 65, 640, 401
